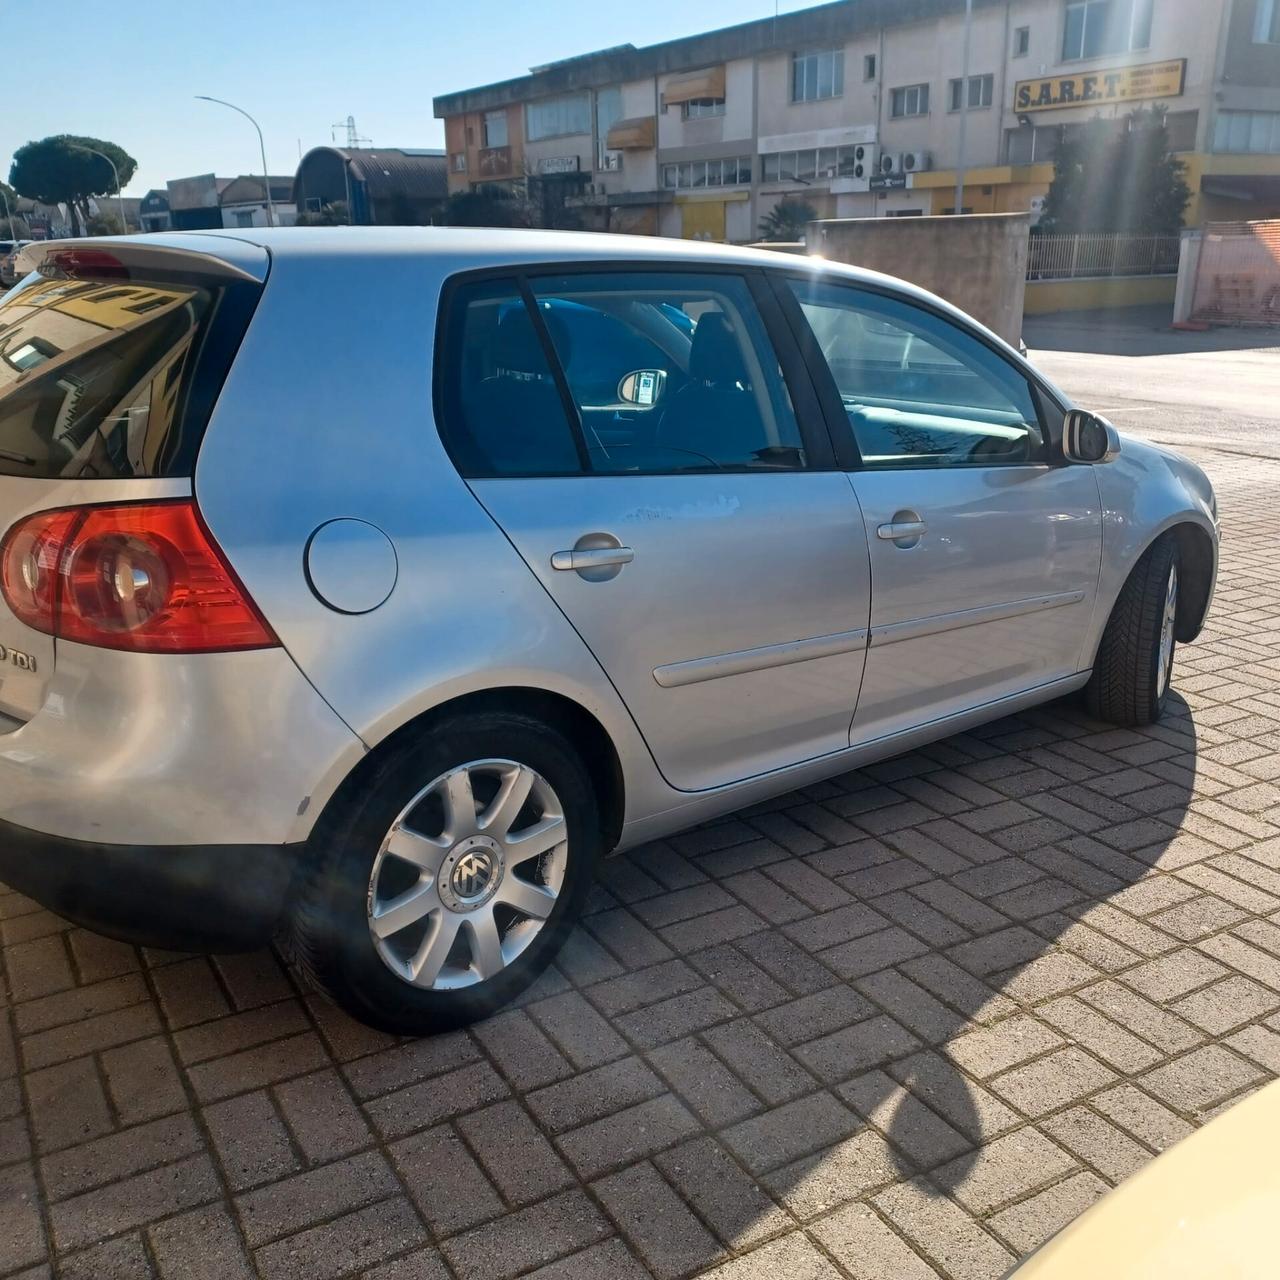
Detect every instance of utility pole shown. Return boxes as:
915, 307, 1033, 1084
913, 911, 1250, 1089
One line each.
954, 0, 974, 216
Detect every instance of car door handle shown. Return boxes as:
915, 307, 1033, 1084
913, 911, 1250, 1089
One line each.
551, 546, 635, 571
877, 520, 927, 541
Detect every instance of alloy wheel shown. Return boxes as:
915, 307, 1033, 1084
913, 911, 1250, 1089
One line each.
366, 759, 567, 989
1157, 563, 1178, 697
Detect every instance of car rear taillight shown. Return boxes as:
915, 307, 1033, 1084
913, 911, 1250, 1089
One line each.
0, 500, 277, 653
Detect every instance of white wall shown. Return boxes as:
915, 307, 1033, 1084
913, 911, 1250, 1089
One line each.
221, 203, 297, 228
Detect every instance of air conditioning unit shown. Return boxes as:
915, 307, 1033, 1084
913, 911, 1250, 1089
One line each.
902, 150, 933, 173
852, 143, 877, 180
879, 151, 904, 175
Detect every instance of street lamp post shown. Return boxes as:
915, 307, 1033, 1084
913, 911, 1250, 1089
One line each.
68, 144, 127, 235
953, 0, 974, 217
195, 96, 276, 227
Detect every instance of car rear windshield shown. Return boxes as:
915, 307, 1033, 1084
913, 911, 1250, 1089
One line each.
0, 261, 261, 478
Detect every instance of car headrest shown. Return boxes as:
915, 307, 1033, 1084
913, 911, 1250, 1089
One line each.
492, 309, 547, 377
688, 312, 749, 388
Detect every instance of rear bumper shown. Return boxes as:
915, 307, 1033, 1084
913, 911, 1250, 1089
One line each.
0, 815, 301, 951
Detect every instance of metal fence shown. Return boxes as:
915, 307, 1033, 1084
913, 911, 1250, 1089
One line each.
1026, 233, 1182, 280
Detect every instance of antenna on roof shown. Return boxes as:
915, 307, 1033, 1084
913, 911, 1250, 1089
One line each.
330, 115, 372, 148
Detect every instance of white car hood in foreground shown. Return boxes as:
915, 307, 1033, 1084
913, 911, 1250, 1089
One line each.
1011, 1078, 1280, 1278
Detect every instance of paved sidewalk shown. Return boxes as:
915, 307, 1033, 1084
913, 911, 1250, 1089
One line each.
2, 444, 1277, 1280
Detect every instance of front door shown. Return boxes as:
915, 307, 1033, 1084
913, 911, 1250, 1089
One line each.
436, 267, 872, 791
781, 275, 1102, 745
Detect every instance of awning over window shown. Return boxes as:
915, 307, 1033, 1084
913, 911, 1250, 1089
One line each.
661, 65, 726, 106
606, 116, 657, 150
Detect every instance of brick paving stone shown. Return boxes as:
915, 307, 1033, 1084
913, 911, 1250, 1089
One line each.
698, 1233, 844, 1280
364, 1060, 509, 1141
22, 1002, 160, 1071
360, 1247, 453, 1280
58, 1234, 153, 1280
273, 1068, 372, 1164
24, 1058, 112, 1155
1171, 974, 1280, 1034
527, 1057, 665, 1133
1037, 996, 1164, 1073
649, 1037, 761, 1127
811, 1204, 942, 1279
338, 1029, 479, 1099
702, 1018, 818, 1105
41, 1113, 202, 1201
441, 1188, 612, 1280
935, 1128, 1076, 1215
989, 1171, 1110, 1254
14, 971, 147, 1036
886, 1051, 1022, 1144
528, 990, 629, 1068
1076, 980, 1203, 1053
989, 1047, 1118, 1118
1092, 1084, 1195, 1152
687, 944, 791, 1012
0, 1162, 46, 1274
515, 1238, 650, 1280
472, 1008, 574, 1091
237, 1150, 398, 1247
945, 1016, 1065, 1079
793, 1013, 922, 1084
100, 1037, 187, 1126
252, 1196, 426, 1280
187, 1032, 330, 1104
147, 1204, 255, 1280
654, 1137, 790, 1249
390, 1123, 502, 1236
586, 959, 702, 1018
49, 1153, 221, 1252
1040, 1107, 1152, 1183
614, 986, 737, 1050
1139, 1043, 1266, 1115
839, 1070, 971, 1170
593, 1161, 722, 1279
753, 986, 875, 1047
458, 1099, 574, 1206
722, 1091, 859, 1176
556, 1094, 700, 1179
1124, 948, 1230, 1002
874, 1177, 1016, 1280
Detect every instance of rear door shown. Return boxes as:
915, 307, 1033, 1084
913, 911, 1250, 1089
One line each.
435, 266, 873, 792
778, 274, 1102, 745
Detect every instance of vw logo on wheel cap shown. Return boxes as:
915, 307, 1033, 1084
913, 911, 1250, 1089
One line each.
438, 836, 504, 911
452, 849, 495, 898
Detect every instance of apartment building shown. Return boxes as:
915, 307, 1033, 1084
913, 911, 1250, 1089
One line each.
433, 0, 1280, 241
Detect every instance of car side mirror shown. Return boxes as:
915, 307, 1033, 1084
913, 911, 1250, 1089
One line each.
1063, 409, 1120, 464
617, 369, 666, 407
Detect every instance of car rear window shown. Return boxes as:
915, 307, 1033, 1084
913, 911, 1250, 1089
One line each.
0, 262, 261, 478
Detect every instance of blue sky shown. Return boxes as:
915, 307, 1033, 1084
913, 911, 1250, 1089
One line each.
7, 0, 814, 197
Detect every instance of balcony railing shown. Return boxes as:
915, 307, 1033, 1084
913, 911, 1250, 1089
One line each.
1026, 233, 1182, 280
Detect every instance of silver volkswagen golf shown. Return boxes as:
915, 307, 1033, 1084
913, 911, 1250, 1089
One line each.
0, 230, 1217, 1034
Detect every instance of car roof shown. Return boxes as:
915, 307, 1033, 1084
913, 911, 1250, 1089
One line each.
31, 226, 1026, 368
129, 225, 804, 270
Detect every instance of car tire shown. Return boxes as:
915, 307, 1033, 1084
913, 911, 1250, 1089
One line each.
292, 711, 599, 1035
1085, 535, 1179, 728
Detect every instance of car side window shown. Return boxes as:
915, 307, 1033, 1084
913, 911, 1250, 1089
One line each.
529, 272, 806, 473
785, 277, 1045, 469
438, 278, 585, 477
